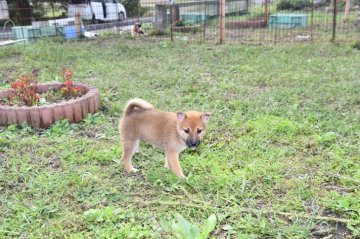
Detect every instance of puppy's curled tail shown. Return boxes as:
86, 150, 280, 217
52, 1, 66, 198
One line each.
124, 98, 155, 116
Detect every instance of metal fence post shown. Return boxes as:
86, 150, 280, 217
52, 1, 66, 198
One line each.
311, 0, 314, 42
332, 0, 337, 43
274, 14, 278, 45
170, 4, 173, 41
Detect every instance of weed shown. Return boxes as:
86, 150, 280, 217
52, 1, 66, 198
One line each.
172, 214, 217, 239
42, 119, 78, 137
82, 112, 104, 126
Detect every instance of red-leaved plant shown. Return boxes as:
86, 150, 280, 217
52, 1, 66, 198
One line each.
60, 68, 81, 99
11, 73, 40, 106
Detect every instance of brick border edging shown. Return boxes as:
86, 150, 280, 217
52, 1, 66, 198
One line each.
0, 83, 100, 128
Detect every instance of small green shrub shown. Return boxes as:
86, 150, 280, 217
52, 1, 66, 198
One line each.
351, 41, 360, 50
293, 0, 309, 9
120, 0, 148, 17
120, 0, 138, 17
277, 0, 310, 10
277, 0, 295, 10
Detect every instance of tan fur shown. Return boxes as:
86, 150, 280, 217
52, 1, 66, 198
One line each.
119, 98, 211, 178
130, 23, 146, 37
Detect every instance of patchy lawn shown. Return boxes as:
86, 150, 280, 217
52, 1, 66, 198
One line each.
0, 38, 359, 238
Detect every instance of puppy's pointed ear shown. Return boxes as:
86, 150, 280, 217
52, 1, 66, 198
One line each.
176, 112, 186, 121
201, 112, 211, 123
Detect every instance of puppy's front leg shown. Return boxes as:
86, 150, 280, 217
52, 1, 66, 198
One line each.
166, 150, 185, 178
164, 159, 170, 169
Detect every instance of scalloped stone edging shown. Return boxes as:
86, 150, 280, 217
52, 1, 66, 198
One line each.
0, 83, 100, 128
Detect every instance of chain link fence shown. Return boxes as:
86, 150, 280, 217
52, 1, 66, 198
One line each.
1, 0, 359, 45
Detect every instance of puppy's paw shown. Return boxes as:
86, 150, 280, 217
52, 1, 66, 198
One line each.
177, 173, 187, 179
179, 176, 188, 181
125, 167, 139, 173
130, 167, 139, 173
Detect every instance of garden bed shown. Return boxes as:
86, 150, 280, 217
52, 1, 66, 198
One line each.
226, 19, 267, 29
0, 83, 100, 128
173, 25, 202, 33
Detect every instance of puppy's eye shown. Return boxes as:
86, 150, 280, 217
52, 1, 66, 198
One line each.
197, 129, 203, 134
184, 128, 190, 134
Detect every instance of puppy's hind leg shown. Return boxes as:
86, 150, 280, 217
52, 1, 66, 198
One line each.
121, 140, 139, 173
134, 141, 141, 154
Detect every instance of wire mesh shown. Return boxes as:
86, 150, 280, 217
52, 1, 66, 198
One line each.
0, 0, 359, 45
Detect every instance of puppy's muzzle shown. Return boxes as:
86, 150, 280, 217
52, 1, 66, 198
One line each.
186, 139, 200, 148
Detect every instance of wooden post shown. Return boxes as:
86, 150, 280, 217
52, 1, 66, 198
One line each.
75, 12, 82, 38
172, 5, 179, 22
203, 1, 207, 39
344, 0, 351, 22
332, 0, 337, 43
219, 0, 225, 44
264, 0, 269, 25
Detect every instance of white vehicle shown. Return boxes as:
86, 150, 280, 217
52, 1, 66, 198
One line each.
0, 0, 10, 20
68, 0, 126, 22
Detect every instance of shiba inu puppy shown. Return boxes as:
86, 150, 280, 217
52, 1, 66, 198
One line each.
130, 23, 146, 37
119, 98, 211, 178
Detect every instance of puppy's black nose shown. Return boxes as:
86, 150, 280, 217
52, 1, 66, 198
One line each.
186, 139, 200, 148
191, 142, 198, 147
190, 140, 200, 147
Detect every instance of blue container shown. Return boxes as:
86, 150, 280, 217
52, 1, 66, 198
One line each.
27, 27, 41, 40
12, 26, 33, 40
269, 14, 308, 28
180, 12, 209, 24
12, 26, 42, 41
40, 26, 57, 37
12, 26, 65, 40
63, 25, 85, 39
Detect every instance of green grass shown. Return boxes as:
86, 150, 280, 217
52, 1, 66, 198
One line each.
0, 37, 359, 238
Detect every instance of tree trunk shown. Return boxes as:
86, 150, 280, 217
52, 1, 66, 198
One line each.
16, 0, 32, 25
